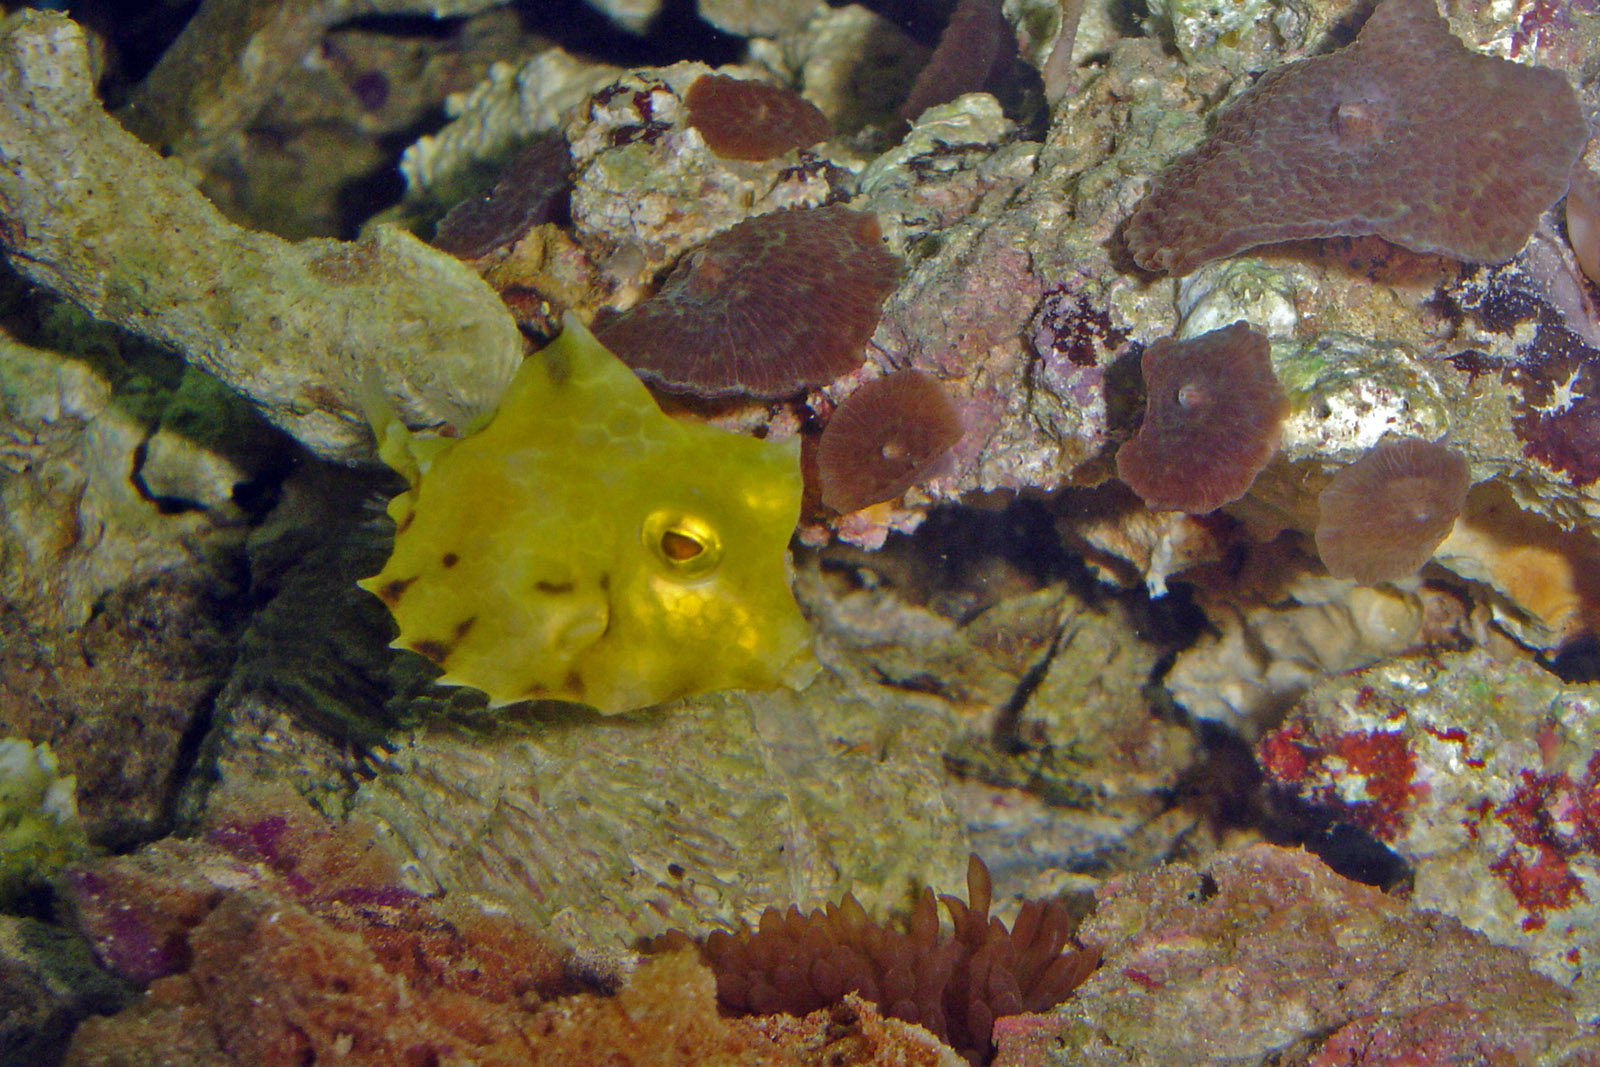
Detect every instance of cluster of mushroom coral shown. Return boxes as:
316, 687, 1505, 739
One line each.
1114, 0, 1587, 587
427, 66, 974, 522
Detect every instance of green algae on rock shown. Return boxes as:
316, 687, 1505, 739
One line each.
0, 740, 87, 903
1125, 0, 1587, 275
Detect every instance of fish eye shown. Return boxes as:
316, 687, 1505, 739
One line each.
642, 510, 723, 578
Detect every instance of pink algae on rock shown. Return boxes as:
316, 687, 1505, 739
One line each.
1315, 437, 1471, 584
685, 75, 832, 161
818, 370, 964, 513
1124, 0, 1588, 276
593, 206, 900, 399
1115, 322, 1287, 514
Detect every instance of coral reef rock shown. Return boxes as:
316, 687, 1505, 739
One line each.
0, 11, 522, 462
1259, 649, 1600, 1016
992, 844, 1600, 1066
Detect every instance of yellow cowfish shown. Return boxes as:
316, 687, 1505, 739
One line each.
360, 314, 816, 713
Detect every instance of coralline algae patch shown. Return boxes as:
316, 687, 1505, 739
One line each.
1258, 649, 1600, 1001
1441, 256, 1600, 490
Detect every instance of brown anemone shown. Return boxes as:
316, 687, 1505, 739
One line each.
593, 206, 899, 399
818, 369, 963, 513
1115, 322, 1288, 513
1315, 436, 1471, 584
690, 855, 1097, 1065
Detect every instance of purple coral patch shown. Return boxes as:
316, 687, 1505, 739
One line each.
1030, 286, 1130, 369
1124, 0, 1587, 275
1447, 260, 1600, 486
1115, 322, 1287, 513
593, 206, 900, 399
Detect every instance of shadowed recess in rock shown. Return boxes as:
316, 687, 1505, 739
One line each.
1124, 0, 1587, 276
686, 74, 831, 161
593, 206, 900, 399
1316, 436, 1471, 585
818, 369, 964, 513
1115, 322, 1287, 513
676, 854, 1097, 1065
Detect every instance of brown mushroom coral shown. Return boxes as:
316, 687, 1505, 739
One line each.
1124, 0, 1587, 276
1115, 322, 1288, 513
593, 205, 900, 399
1566, 162, 1600, 289
897, 0, 1018, 124
694, 855, 1097, 1065
432, 134, 572, 260
1315, 437, 1471, 584
686, 74, 832, 161
817, 369, 964, 513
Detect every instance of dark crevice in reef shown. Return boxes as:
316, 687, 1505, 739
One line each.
65, 0, 203, 105
512, 0, 744, 67
1175, 721, 1414, 892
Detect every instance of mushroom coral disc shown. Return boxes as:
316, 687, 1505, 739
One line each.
360, 314, 817, 714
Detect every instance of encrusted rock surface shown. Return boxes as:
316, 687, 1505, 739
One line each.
1259, 649, 1600, 1015
0, 11, 522, 462
993, 844, 1600, 1067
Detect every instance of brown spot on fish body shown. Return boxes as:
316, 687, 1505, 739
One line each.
534, 580, 575, 594
410, 638, 453, 664
454, 616, 477, 640
441, 552, 459, 568
379, 576, 416, 605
